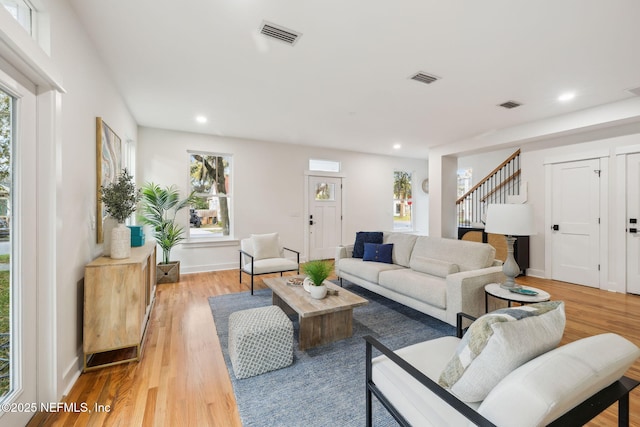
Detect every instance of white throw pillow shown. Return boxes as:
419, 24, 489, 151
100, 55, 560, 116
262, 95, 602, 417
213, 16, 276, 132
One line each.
438, 301, 565, 402
251, 233, 281, 260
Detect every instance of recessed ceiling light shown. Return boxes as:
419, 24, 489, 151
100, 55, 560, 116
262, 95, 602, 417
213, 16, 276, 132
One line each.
195, 115, 207, 123
393, 143, 402, 150
558, 92, 575, 102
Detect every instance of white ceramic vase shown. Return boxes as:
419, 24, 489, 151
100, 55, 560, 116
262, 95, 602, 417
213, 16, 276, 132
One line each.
303, 277, 312, 293
111, 223, 131, 259
309, 284, 327, 299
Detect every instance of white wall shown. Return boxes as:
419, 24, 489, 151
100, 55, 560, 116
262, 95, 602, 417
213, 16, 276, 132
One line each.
457, 147, 516, 187
137, 127, 427, 272
521, 131, 640, 289
458, 127, 640, 292
47, 1, 137, 396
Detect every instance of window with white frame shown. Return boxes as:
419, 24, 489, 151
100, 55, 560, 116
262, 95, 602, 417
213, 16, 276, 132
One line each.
393, 170, 413, 231
457, 168, 472, 197
1, 0, 32, 35
188, 152, 232, 238
309, 158, 340, 173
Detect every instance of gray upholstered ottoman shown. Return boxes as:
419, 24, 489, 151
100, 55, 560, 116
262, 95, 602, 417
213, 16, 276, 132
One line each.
228, 305, 294, 379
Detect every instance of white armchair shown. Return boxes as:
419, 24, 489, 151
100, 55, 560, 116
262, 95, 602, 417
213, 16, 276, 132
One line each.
239, 233, 299, 295
365, 305, 640, 427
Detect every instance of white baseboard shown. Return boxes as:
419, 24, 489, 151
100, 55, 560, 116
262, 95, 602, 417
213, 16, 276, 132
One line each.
525, 268, 545, 278
61, 353, 82, 399
181, 262, 239, 274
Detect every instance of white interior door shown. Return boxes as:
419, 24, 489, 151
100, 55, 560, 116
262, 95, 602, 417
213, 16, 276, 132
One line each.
308, 176, 342, 260
626, 153, 640, 294
550, 159, 601, 287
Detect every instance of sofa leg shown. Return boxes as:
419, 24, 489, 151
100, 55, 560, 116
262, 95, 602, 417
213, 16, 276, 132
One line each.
251, 275, 254, 295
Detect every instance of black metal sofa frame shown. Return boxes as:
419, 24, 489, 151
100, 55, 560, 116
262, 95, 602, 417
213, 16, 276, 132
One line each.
365, 313, 640, 427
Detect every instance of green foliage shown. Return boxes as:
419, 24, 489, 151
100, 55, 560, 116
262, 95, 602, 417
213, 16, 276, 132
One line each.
0, 270, 9, 397
394, 171, 412, 200
192, 196, 209, 210
189, 153, 231, 236
138, 183, 196, 264
100, 169, 140, 223
303, 260, 333, 286
0, 93, 12, 186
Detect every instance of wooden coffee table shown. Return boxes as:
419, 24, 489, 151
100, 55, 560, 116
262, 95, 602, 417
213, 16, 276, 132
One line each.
263, 276, 368, 350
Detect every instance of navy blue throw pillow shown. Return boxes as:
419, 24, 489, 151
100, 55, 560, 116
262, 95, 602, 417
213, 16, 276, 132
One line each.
363, 243, 394, 264
353, 231, 383, 258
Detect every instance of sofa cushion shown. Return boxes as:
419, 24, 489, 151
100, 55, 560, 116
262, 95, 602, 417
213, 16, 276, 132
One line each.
242, 258, 299, 275
378, 269, 447, 309
337, 258, 404, 283
478, 333, 640, 426
411, 237, 495, 272
363, 243, 394, 264
438, 301, 565, 402
383, 233, 418, 267
353, 231, 383, 258
251, 233, 281, 260
372, 336, 478, 427
410, 256, 459, 278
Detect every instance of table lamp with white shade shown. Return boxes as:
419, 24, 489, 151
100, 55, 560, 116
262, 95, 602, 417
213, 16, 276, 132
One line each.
484, 203, 537, 289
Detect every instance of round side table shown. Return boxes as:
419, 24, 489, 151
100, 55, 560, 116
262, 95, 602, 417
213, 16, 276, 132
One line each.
484, 283, 550, 313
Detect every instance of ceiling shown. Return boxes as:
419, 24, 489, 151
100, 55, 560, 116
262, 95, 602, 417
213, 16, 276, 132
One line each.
67, 0, 640, 158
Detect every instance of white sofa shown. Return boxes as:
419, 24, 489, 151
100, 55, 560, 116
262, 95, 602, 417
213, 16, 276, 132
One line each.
335, 232, 505, 326
365, 304, 640, 427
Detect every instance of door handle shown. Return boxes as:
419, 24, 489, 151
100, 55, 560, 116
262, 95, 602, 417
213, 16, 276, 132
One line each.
552, 224, 559, 231
630, 228, 638, 234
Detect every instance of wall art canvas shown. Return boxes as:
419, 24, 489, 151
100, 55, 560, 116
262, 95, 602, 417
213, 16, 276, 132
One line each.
96, 117, 122, 243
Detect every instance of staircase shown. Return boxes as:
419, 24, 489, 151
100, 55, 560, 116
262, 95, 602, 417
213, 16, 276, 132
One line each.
456, 149, 521, 228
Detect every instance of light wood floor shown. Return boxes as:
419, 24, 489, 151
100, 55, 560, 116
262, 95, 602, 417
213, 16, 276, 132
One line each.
27, 271, 640, 427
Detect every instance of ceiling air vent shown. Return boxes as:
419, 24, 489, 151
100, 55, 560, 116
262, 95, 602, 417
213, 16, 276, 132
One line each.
259, 21, 302, 46
498, 101, 522, 109
410, 72, 440, 85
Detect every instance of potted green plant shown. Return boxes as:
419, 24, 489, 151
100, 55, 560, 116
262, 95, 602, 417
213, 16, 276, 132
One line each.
303, 260, 333, 299
100, 168, 140, 259
139, 182, 196, 283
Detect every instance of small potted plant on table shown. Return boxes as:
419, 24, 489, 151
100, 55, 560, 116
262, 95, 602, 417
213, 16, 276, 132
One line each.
100, 168, 140, 259
303, 260, 333, 299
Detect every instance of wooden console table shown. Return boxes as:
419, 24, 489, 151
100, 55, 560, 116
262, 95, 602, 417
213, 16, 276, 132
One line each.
83, 242, 157, 371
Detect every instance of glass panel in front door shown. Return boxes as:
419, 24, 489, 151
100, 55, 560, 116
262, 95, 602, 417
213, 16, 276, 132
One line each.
315, 182, 335, 201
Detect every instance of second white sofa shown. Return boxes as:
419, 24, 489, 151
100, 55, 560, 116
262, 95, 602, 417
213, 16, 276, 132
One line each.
335, 232, 505, 326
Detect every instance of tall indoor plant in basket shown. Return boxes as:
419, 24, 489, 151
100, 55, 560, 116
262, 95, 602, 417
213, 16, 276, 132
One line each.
139, 183, 196, 283
100, 168, 140, 259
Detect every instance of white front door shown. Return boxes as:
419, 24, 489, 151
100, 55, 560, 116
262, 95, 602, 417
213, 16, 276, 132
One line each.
308, 176, 342, 260
0, 71, 38, 425
550, 159, 601, 287
626, 153, 640, 294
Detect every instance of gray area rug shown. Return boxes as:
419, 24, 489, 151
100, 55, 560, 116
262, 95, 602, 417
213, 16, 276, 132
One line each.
208, 280, 455, 427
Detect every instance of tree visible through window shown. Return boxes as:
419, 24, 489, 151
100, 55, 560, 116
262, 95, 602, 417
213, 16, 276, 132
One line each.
189, 152, 231, 238
393, 171, 412, 230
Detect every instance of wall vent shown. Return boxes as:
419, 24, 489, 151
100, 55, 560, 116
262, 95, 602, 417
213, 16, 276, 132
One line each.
628, 87, 640, 97
498, 100, 522, 109
259, 21, 301, 46
410, 72, 440, 85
